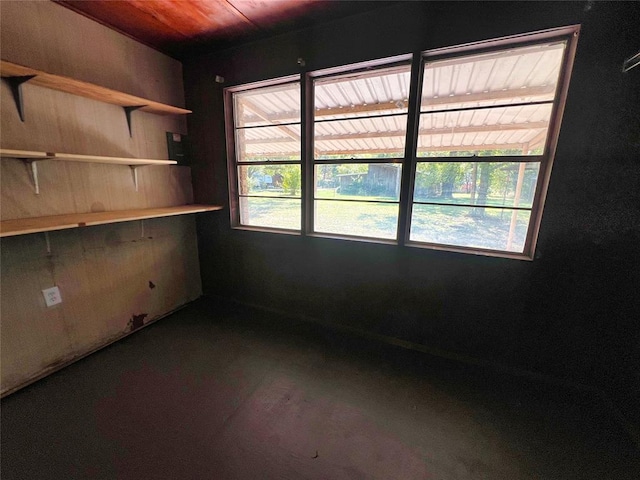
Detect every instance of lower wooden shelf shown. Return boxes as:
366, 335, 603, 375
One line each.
0, 204, 223, 237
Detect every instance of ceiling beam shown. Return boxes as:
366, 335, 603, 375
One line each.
241, 99, 301, 145
525, 130, 548, 151
242, 85, 556, 123
246, 142, 531, 158
319, 143, 529, 155
245, 121, 548, 144
241, 96, 322, 156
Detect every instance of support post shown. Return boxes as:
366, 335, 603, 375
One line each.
4, 75, 36, 121
506, 162, 526, 251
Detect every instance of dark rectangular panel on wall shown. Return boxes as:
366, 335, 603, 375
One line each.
167, 132, 190, 166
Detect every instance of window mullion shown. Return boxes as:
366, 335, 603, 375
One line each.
397, 52, 424, 245
303, 72, 314, 235
224, 88, 240, 227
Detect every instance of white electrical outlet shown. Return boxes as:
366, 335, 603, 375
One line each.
42, 286, 62, 307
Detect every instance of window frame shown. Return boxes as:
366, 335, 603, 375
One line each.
403, 25, 580, 259
225, 75, 303, 234
307, 56, 413, 243
224, 25, 580, 260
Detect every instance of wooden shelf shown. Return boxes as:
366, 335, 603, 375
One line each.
0, 205, 223, 237
1, 148, 178, 193
0, 149, 176, 166
1, 60, 191, 116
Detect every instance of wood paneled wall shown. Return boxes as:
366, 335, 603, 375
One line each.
0, 2, 201, 395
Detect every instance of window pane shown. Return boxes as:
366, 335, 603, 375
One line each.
421, 41, 566, 112
315, 65, 411, 121
239, 197, 301, 230
417, 104, 552, 157
315, 164, 401, 201
238, 165, 301, 197
315, 116, 407, 159
234, 83, 300, 127
410, 204, 531, 252
413, 162, 539, 208
315, 200, 398, 239
236, 125, 301, 162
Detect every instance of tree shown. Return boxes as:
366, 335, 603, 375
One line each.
281, 165, 300, 195
440, 163, 462, 199
414, 161, 465, 199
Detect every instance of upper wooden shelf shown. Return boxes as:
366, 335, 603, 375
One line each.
0, 148, 177, 166
0, 205, 223, 238
1, 60, 191, 116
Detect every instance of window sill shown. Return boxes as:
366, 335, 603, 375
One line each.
231, 225, 302, 236
307, 232, 398, 246
405, 240, 534, 261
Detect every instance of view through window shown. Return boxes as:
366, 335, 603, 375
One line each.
226, 26, 578, 259
232, 80, 301, 231
312, 65, 411, 240
410, 40, 568, 253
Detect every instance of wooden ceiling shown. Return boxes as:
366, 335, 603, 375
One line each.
56, 1, 396, 59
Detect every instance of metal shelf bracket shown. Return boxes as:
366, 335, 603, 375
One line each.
4, 75, 36, 121
26, 160, 40, 194
130, 165, 140, 191
123, 106, 145, 137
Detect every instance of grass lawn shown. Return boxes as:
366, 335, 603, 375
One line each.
241, 191, 530, 252
410, 205, 529, 252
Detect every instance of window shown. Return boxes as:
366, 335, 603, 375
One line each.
228, 79, 302, 231
226, 26, 578, 259
409, 39, 570, 255
312, 64, 412, 240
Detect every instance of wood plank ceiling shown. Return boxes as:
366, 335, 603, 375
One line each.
56, 0, 397, 59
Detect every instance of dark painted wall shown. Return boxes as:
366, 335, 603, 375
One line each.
184, 1, 640, 423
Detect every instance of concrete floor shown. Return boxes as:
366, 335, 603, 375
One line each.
2, 298, 638, 479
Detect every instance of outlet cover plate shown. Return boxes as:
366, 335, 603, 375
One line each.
42, 286, 62, 307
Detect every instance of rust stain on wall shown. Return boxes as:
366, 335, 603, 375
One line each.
128, 313, 148, 331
